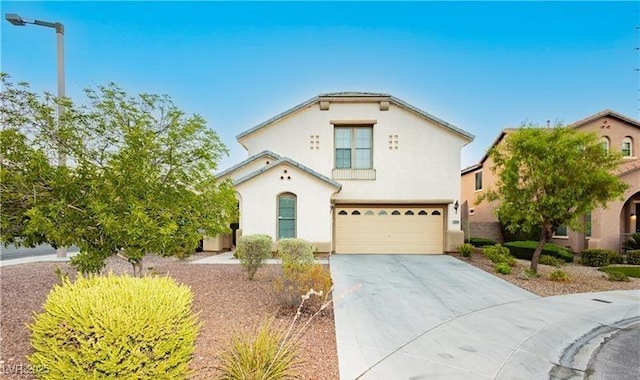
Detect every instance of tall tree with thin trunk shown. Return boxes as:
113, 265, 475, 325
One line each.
0, 74, 236, 274
478, 126, 627, 272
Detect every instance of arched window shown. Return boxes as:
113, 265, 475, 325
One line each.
277, 193, 296, 239
351, 210, 361, 215
599, 136, 610, 153
622, 137, 633, 157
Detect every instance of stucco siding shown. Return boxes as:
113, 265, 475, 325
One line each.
234, 162, 338, 245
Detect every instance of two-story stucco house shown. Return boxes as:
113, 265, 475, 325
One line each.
461, 109, 640, 253
213, 92, 474, 254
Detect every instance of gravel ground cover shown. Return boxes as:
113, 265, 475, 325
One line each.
0, 254, 338, 379
449, 250, 640, 296
2, 250, 638, 379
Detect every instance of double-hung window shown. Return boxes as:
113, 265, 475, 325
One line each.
335, 126, 372, 169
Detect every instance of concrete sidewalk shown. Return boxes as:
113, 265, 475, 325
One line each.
330, 255, 640, 379
190, 250, 329, 265
0, 251, 80, 267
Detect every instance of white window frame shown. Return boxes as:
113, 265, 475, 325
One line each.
474, 171, 483, 191
334, 126, 373, 169
622, 136, 633, 157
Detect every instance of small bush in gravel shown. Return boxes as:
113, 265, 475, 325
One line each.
236, 234, 273, 280
29, 273, 199, 380
458, 243, 474, 257
469, 237, 497, 247
484, 244, 516, 266
494, 262, 512, 274
606, 271, 630, 282
218, 318, 302, 380
273, 264, 332, 311
581, 249, 616, 267
278, 238, 315, 272
626, 250, 640, 265
516, 268, 540, 280
539, 255, 563, 267
549, 269, 570, 282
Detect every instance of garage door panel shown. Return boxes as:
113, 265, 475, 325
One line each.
335, 206, 444, 254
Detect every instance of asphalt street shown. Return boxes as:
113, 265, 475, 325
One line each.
0, 244, 79, 261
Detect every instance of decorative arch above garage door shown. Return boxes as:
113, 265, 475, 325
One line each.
334, 206, 444, 254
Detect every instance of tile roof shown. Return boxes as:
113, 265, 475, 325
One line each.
236, 93, 475, 142
233, 156, 342, 189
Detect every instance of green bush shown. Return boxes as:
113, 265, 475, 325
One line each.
504, 241, 574, 263
29, 273, 199, 380
277, 238, 315, 272
458, 243, 474, 257
623, 233, 640, 250
549, 269, 570, 282
218, 318, 302, 380
606, 271, 630, 282
539, 255, 564, 267
70, 251, 109, 275
626, 250, 640, 265
469, 237, 497, 247
494, 262, 512, 274
483, 244, 516, 266
236, 234, 273, 280
499, 216, 541, 242
581, 249, 616, 267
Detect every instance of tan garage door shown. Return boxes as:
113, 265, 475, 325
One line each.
334, 206, 444, 254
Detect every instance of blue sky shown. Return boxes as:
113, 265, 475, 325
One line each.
1, 1, 638, 170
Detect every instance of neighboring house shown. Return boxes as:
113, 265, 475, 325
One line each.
461, 109, 640, 253
212, 92, 474, 254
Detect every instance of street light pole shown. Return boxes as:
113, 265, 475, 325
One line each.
6, 13, 67, 258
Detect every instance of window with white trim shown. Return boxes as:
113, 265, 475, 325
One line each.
622, 137, 633, 157
475, 171, 483, 191
335, 126, 373, 169
599, 137, 610, 153
277, 193, 296, 239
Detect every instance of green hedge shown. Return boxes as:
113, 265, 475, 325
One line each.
627, 250, 640, 265
598, 266, 640, 278
581, 249, 621, 267
503, 241, 574, 263
469, 237, 498, 247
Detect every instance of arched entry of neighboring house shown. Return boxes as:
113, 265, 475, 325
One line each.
620, 191, 640, 248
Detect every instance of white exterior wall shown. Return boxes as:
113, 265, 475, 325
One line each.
219, 154, 277, 182
238, 101, 467, 230
234, 162, 338, 245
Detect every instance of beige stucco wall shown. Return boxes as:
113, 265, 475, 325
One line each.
461, 153, 503, 241
238, 101, 470, 234
234, 162, 339, 251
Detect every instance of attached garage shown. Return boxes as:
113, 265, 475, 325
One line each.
334, 205, 445, 254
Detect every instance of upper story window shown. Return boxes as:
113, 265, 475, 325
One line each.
474, 171, 483, 191
599, 137, 610, 153
622, 137, 633, 157
335, 126, 373, 169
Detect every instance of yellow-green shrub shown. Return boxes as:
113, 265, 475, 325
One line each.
273, 264, 332, 311
278, 238, 315, 272
29, 273, 200, 379
549, 269, 570, 282
218, 318, 302, 380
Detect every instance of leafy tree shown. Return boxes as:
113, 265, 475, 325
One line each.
1, 74, 236, 273
478, 126, 627, 272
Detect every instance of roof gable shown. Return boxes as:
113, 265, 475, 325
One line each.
569, 109, 640, 130
234, 156, 342, 189
216, 150, 280, 178
236, 92, 475, 142
463, 109, 639, 173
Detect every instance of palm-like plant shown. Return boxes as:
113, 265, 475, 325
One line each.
623, 233, 640, 250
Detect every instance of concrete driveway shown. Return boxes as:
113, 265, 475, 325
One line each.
330, 254, 640, 379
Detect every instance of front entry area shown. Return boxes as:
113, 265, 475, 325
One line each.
334, 205, 444, 254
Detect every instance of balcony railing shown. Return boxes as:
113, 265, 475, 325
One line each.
332, 169, 376, 180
